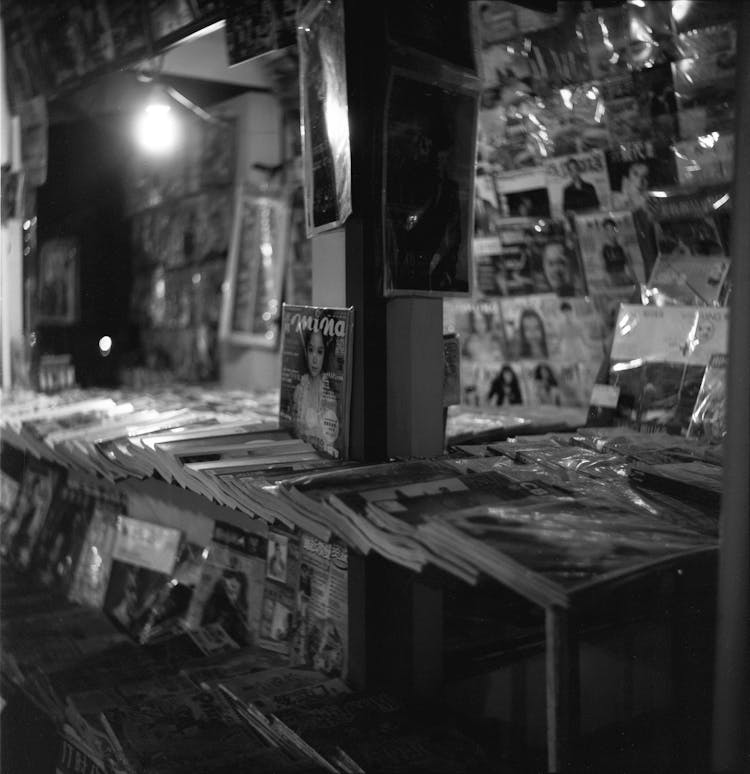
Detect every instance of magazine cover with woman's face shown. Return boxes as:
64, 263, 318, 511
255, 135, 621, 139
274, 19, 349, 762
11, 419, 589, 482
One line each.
279, 304, 354, 460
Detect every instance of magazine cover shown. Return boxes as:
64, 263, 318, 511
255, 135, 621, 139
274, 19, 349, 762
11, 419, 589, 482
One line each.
610, 305, 729, 366
289, 534, 348, 677
138, 541, 207, 644
37, 238, 79, 325
607, 304, 729, 431
653, 200, 726, 269
481, 361, 526, 408
601, 75, 648, 147
648, 253, 730, 306
383, 57, 480, 295
443, 333, 461, 408
672, 40, 736, 140
68, 499, 122, 609
499, 293, 607, 363
687, 352, 727, 442
298, 0, 351, 236
103, 516, 182, 638
494, 167, 550, 218
473, 219, 585, 297
444, 297, 505, 363
221, 189, 289, 348
581, 5, 631, 80
544, 149, 611, 218
673, 133, 734, 187
279, 304, 354, 459
574, 210, 647, 293
606, 141, 678, 212
185, 522, 268, 647
1, 462, 61, 570
517, 360, 589, 408
31, 481, 94, 591
632, 64, 680, 145
258, 529, 301, 656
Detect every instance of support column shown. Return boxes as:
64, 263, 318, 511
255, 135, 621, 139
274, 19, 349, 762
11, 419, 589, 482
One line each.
712, 3, 750, 770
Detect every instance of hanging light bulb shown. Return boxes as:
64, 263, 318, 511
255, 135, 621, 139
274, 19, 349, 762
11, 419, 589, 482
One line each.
134, 83, 179, 155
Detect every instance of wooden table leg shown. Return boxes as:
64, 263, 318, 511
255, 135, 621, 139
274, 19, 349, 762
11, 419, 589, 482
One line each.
545, 605, 579, 772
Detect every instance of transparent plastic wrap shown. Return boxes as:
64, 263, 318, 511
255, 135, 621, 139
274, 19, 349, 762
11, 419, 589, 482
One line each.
687, 353, 727, 442
102, 516, 183, 641
138, 541, 207, 645
673, 131, 734, 187
671, 25, 736, 141
601, 304, 729, 433
644, 185, 731, 306
574, 209, 647, 296
580, 1, 673, 78
298, 0, 351, 236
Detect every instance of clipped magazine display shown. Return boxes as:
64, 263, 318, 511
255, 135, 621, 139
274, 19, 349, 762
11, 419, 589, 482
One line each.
596, 304, 729, 433
298, 0, 352, 236
279, 304, 354, 460
687, 353, 728, 442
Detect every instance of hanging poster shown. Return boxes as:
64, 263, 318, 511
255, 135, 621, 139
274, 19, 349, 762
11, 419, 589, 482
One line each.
383, 54, 480, 296
37, 238, 79, 326
220, 186, 289, 348
298, 0, 352, 236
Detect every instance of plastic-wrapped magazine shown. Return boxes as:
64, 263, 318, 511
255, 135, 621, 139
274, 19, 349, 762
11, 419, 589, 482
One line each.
574, 210, 647, 293
68, 498, 122, 608
0, 461, 62, 569
604, 304, 729, 432
185, 521, 268, 647
417, 494, 715, 609
31, 479, 94, 591
298, 0, 351, 236
647, 252, 729, 306
102, 516, 182, 640
279, 304, 354, 459
672, 27, 736, 140
673, 132, 734, 187
444, 298, 504, 363
544, 149, 611, 218
630, 460, 722, 511
688, 353, 727, 442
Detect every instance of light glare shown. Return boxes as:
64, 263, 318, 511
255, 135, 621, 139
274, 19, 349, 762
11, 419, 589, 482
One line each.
134, 103, 178, 154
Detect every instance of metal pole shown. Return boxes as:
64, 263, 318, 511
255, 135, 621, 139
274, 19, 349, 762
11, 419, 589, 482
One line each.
712, 3, 750, 770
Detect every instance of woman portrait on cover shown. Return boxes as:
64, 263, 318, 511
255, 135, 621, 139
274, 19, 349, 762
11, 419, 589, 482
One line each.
292, 328, 340, 451
487, 365, 523, 406
200, 567, 251, 646
533, 363, 562, 406
518, 308, 549, 359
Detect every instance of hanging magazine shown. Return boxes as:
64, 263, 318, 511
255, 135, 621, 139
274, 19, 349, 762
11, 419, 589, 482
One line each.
279, 304, 354, 460
298, 0, 352, 236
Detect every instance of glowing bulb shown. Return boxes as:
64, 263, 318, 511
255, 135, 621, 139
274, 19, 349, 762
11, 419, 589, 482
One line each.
134, 103, 178, 154
672, 0, 691, 23
99, 336, 113, 357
